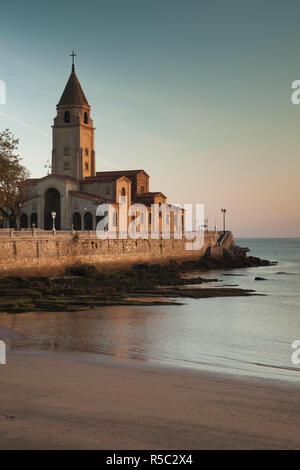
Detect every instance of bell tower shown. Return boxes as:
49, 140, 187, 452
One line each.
52, 53, 96, 180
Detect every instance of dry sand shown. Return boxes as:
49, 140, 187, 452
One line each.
1, 349, 300, 450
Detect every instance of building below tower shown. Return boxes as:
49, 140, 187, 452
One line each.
17, 61, 182, 234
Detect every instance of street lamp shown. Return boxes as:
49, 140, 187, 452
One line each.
51, 211, 56, 231
221, 208, 226, 231
44, 160, 51, 176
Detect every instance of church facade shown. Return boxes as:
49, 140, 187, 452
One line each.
20, 62, 178, 233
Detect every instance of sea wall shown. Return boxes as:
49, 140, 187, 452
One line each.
0, 230, 221, 276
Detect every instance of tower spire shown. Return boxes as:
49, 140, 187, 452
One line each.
70, 50, 77, 71
58, 53, 89, 106
53, 55, 95, 180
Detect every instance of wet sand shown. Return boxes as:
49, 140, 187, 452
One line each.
1, 349, 300, 449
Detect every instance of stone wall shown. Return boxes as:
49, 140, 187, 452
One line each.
0, 231, 220, 276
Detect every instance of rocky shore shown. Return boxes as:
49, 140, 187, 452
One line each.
181, 247, 275, 271
0, 250, 275, 314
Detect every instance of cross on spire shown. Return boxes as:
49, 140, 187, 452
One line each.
70, 51, 77, 70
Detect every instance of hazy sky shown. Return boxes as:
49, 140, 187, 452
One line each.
0, 0, 299, 237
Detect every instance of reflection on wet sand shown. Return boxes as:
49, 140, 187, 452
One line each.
0, 307, 170, 363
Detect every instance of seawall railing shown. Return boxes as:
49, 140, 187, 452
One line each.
0, 228, 220, 240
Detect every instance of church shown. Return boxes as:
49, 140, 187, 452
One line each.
20, 59, 174, 232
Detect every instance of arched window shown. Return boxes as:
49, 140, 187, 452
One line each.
64, 111, 70, 123
10, 217, 16, 229
20, 213, 28, 229
96, 211, 109, 231
72, 212, 82, 230
174, 213, 177, 230
113, 212, 117, 228
140, 186, 145, 193
84, 212, 93, 230
104, 211, 109, 231
84, 112, 88, 124
44, 188, 61, 230
121, 187, 126, 197
30, 213, 38, 228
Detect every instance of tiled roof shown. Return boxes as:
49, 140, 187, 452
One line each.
69, 191, 115, 204
134, 192, 166, 205
135, 191, 166, 199
95, 169, 148, 177
26, 174, 78, 183
87, 170, 149, 183
82, 176, 115, 183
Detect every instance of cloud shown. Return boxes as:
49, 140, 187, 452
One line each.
0, 111, 50, 138
98, 157, 123, 170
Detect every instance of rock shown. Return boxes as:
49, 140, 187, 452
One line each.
65, 265, 97, 277
255, 277, 266, 281
132, 263, 149, 271
232, 245, 250, 254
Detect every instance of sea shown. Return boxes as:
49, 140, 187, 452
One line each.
1, 238, 300, 384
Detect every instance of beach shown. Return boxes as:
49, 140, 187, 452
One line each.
0, 238, 300, 450
1, 349, 300, 450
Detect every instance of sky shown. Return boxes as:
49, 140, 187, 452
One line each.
0, 0, 299, 237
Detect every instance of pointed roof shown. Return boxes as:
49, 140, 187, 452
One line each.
58, 65, 89, 106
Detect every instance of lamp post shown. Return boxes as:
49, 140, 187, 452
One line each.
221, 208, 226, 231
44, 160, 51, 176
51, 211, 56, 232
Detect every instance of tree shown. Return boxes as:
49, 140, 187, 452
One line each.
0, 129, 30, 228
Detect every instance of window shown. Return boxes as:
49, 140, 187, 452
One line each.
30, 213, 38, 228
85, 148, 89, 156
140, 186, 145, 193
20, 213, 28, 229
85, 162, 89, 170
104, 211, 109, 231
64, 147, 70, 155
64, 111, 70, 123
121, 187, 126, 196
84, 212, 93, 230
64, 161, 70, 170
72, 212, 82, 231
84, 112, 88, 124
